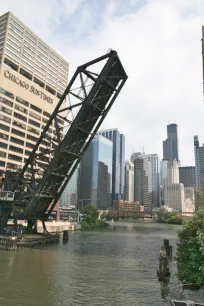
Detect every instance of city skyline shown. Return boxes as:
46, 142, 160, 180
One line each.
0, 1, 204, 166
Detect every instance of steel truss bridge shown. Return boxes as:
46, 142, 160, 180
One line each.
0, 50, 127, 233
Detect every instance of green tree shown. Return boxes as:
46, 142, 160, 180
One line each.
177, 212, 204, 286
156, 209, 182, 224
81, 204, 98, 222
195, 188, 204, 212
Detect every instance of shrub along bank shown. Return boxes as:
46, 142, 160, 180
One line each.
177, 212, 204, 286
80, 205, 109, 229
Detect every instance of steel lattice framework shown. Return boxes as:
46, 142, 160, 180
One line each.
8, 50, 127, 224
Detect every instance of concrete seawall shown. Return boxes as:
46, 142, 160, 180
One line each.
8, 220, 81, 232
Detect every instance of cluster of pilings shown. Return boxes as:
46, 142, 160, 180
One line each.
157, 239, 172, 281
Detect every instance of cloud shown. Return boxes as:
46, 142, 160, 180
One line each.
1, 0, 204, 166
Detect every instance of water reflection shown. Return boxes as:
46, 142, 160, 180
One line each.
0, 222, 182, 306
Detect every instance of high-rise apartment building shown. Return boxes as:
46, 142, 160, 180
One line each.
0, 12, 69, 172
124, 160, 134, 202
163, 123, 179, 161
179, 166, 196, 188
78, 135, 112, 210
98, 129, 125, 203
134, 157, 152, 212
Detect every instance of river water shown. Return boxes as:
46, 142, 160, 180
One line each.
0, 221, 195, 306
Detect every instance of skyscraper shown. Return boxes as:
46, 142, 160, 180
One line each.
124, 160, 134, 202
193, 135, 204, 190
134, 157, 152, 212
179, 166, 196, 188
78, 135, 113, 210
164, 184, 185, 212
98, 129, 125, 203
0, 12, 69, 172
160, 157, 180, 208
163, 123, 179, 161
194, 136, 200, 189
145, 154, 159, 208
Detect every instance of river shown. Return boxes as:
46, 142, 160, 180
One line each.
0, 221, 186, 305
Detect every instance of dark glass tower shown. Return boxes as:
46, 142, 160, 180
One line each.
98, 129, 125, 205
78, 135, 113, 210
163, 124, 179, 161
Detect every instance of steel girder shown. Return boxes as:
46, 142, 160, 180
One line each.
12, 50, 128, 221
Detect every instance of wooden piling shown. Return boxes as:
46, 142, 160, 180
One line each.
63, 230, 69, 241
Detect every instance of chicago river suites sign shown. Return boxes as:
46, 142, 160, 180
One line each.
4, 70, 54, 104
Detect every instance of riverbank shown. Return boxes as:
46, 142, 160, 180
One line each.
81, 219, 109, 229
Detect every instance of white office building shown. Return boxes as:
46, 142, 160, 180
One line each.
0, 12, 69, 171
124, 160, 134, 202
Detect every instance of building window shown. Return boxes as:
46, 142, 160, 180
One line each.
10, 136, 24, 146
43, 111, 50, 118
15, 104, 28, 114
25, 150, 31, 156
0, 161, 5, 167
28, 118, 40, 128
46, 85, 56, 96
0, 114, 11, 124
13, 120, 26, 130
30, 104, 42, 114
14, 111, 27, 122
0, 105, 12, 116
0, 123, 10, 132
0, 96, 13, 107
0, 132, 8, 140
9, 145, 23, 154
26, 142, 35, 149
27, 126, 39, 135
4, 58, 18, 71
7, 162, 21, 170
8, 154, 22, 162
20, 68, 32, 80
57, 92, 62, 99
0, 151, 6, 158
27, 134, 38, 143
42, 117, 48, 124
0, 142, 7, 149
16, 96, 29, 107
0, 87, 14, 99
29, 110, 41, 121
11, 128, 25, 138
33, 77, 44, 89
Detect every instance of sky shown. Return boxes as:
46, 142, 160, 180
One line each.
1, 0, 204, 166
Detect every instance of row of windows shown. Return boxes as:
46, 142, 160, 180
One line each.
4, 57, 67, 97
0, 96, 13, 107
0, 151, 6, 158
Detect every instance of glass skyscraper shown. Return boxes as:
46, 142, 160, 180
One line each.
98, 129, 125, 204
78, 135, 113, 210
60, 168, 78, 208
